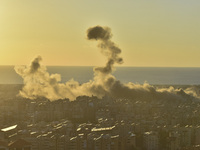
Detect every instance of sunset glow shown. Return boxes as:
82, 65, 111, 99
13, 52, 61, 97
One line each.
1, 0, 200, 67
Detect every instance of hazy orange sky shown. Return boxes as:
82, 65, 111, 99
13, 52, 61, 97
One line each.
1, 0, 200, 67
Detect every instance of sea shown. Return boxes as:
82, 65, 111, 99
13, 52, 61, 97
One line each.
0, 66, 200, 85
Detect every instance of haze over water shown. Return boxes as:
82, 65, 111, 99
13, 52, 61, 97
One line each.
1, 66, 200, 85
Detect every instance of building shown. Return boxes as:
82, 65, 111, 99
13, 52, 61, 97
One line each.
0, 125, 18, 140
143, 131, 159, 150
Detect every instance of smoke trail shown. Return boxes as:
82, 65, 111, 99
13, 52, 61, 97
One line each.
15, 26, 200, 101
87, 26, 123, 74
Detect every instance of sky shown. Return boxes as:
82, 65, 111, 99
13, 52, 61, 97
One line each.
1, 0, 200, 67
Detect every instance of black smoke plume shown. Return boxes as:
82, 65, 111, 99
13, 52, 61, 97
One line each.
87, 26, 123, 74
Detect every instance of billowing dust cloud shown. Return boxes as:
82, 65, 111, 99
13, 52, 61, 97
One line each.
15, 26, 200, 101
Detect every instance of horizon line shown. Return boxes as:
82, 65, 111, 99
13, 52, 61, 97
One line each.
1, 65, 200, 68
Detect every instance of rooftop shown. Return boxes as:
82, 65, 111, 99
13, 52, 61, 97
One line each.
1, 125, 17, 132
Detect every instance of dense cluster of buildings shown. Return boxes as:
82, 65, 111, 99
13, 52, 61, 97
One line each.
1, 91, 200, 149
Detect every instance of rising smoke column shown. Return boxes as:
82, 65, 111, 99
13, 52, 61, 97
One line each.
15, 56, 80, 100
86, 26, 200, 100
86, 26, 157, 99
87, 26, 123, 74
15, 56, 61, 100
15, 26, 200, 101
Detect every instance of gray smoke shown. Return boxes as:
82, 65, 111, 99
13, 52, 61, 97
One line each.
87, 26, 123, 74
30, 56, 42, 73
15, 26, 200, 102
87, 26, 112, 41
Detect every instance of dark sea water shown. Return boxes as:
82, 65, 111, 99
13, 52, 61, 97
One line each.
0, 66, 200, 85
